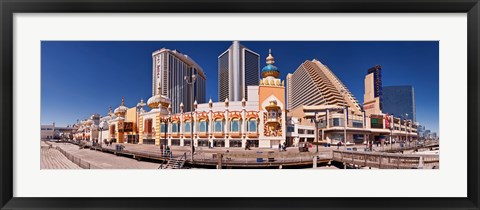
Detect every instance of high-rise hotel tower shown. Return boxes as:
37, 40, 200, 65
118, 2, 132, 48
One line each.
363, 65, 383, 116
152, 48, 207, 114
286, 59, 363, 114
218, 41, 260, 101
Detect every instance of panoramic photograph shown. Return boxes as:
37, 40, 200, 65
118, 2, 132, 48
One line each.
40, 41, 439, 169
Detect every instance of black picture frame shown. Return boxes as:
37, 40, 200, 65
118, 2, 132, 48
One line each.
1, 0, 479, 209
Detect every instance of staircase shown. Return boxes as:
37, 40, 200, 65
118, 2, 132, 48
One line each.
159, 152, 187, 169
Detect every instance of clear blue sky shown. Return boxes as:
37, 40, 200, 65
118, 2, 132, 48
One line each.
41, 41, 439, 133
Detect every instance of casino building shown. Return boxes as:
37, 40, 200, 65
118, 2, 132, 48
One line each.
74, 50, 287, 148
71, 49, 418, 148
286, 63, 418, 146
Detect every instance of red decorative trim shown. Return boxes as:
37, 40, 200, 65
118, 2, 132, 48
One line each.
229, 111, 242, 120
212, 112, 225, 120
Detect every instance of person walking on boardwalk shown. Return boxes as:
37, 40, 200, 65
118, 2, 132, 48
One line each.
278, 143, 282, 152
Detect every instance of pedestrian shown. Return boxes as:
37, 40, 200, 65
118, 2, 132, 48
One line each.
337, 141, 341, 149
278, 143, 282, 152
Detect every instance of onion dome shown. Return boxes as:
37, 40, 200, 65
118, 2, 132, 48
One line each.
108, 106, 114, 117
148, 82, 171, 109
85, 119, 94, 125
193, 100, 198, 110
137, 98, 146, 109
114, 96, 128, 115
261, 49, 280, 78
180, 102, 184, 112
225, 97, 229, 107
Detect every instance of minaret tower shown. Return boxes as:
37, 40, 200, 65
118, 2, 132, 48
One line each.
257, 49, 286, 148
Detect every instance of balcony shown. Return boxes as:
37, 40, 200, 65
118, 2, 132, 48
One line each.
142, 133, 154, 139
171, 133, 180, 138
229, 132, 242, 138
247, 132, 259, 138
198, 132, 209, 138
213, 132, 225, 138
266, 118, 279, 124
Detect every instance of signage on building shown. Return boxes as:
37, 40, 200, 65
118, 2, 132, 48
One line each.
370, 115, 384, 129
118, 122, 133, 132
364, 104, 374, 110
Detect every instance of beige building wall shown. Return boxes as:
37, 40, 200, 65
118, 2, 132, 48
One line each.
287, 59, 362, 114
363, 73, 382, 116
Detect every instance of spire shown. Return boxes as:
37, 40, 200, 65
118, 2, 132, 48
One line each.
121, 96, 125, 106
261, 48, 279, 79
108, 106, 112, 114
266, 49, 275, 65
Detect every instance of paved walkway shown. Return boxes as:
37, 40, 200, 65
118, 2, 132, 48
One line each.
50, 142, 161, 169
41, 147, 81, 169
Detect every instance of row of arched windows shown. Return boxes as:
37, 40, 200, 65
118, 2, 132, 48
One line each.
160, 118, 258, 133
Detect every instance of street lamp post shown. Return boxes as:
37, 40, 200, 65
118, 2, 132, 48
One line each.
312, 112, 321, 153
340, 89, 348, 148
344, 107, 348, 149
184, 74, 197, 162
402, 113, 409, 147
99, 121, 106, 147
136, 99, 146, 145
164, 105, 171, 157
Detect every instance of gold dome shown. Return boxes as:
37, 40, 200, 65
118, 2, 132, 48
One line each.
148, 82, 171, 109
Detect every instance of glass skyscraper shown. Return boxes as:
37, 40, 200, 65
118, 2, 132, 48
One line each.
218, 41, 260, 101
382, 85, 416, 122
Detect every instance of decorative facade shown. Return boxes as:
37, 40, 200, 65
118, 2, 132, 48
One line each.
73, 49, 286, 148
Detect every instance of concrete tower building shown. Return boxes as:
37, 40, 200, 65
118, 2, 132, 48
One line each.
152, 48, 206, 114
218, 41, 260, 102
363, 65, 383, 116
286, 59, 362, 114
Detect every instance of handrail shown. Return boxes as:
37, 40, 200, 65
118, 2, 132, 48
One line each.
331, 150, 438, 169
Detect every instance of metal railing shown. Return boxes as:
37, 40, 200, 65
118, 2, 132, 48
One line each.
332, 150, 439, 169
55, 146, 99, 169
192, 147, 333, 166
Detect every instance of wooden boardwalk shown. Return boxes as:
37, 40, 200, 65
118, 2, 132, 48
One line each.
332, 150, 439, 169
40, 147, 81, 169
50, 140, 439, 169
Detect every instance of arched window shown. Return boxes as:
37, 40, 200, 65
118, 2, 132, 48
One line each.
247, 119, 257, 132
199, 121, 208, 132
184, 122, 191, 132
160, 123, 166, 133
214, 120, 223, 132
143, 119, 152, 133
171, 122, 178, 133
110, 125, 116, 135
231, 119, 240, 132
